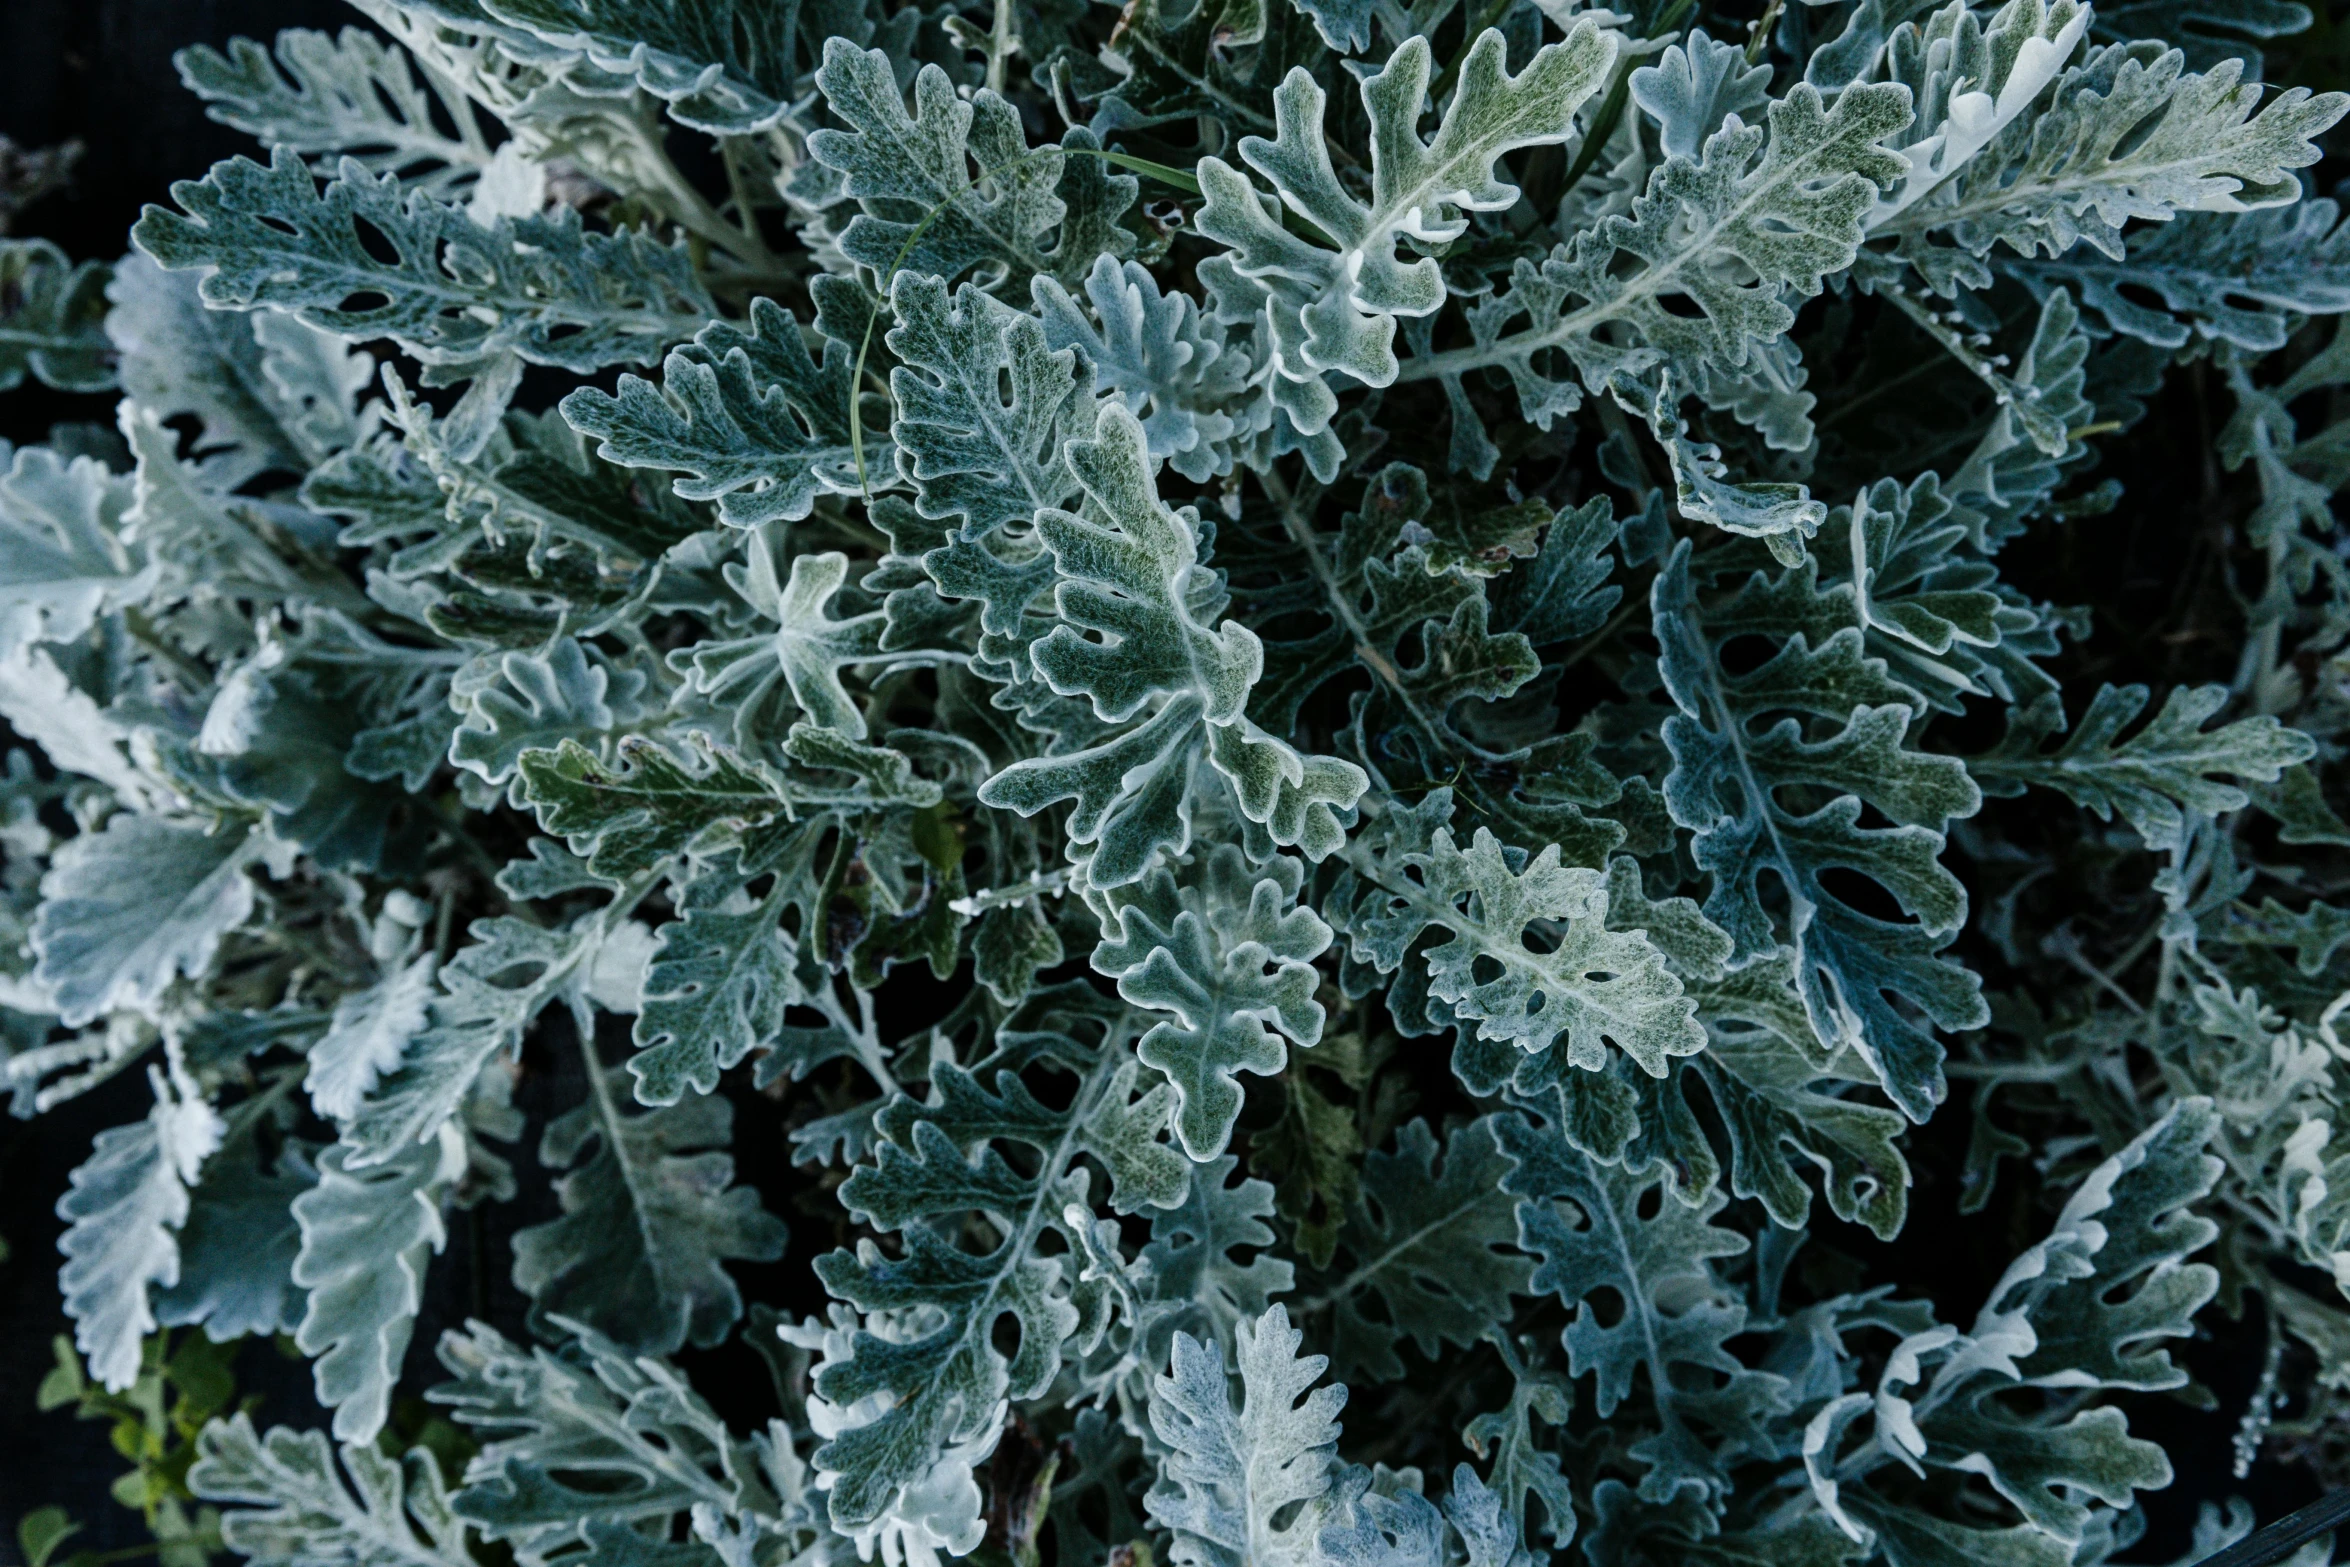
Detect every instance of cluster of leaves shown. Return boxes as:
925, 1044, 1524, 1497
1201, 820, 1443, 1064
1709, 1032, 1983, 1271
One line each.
5, 0, 2350, 1564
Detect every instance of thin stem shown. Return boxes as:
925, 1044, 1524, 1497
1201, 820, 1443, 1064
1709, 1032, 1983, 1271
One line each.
1258, 466, 1454, 771
416, 55, 493, 162
2045, 927, 2147, 1017
718, 135, 772, 249
1551, 590, 1644, 674
1941, 1051, 2103, 1082
620, 108, 778, 270
121, 607, 213, 690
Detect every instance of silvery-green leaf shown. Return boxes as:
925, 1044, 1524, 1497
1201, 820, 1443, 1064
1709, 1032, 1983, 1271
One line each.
191, 1415, 474, 1567
680, 539, 889, 739
888, 272, 1087, 541
1629, 372, 1825, 559
176, 28, 490, 195
2092, 0, 2315, 71
511, 1065, 787, 1355
451, 638, 643, 791
0, 646, 158, 809
1653, 543, 1984, 1120
631, 842, 821, 1105
1394, 80, 1912, 428
196, 651, 412, 872
0, 240, 113, 395
2004, 199, 2350, 352
428, 1317, 775, 1549
1631, 28, 1773, 160
515, 735, 800, 877
1146, 1304, 1346, 1567
562, 297, 866, 528
1322, 1118, 1531, 1382
811, 42, 1072, 289
343, 918, 599, 1165
2212, 895, 2350, 976
1195, 25, 1614, 408
307, 955, 438, 1124
1974, 683, 2314, 849
109, 253, 374, 486
1328, 790, 1701, 1081
135, 148, 716, 371
57, 1077, 223, 1389
1497, 1110, 1779, 1499
810, 1017, 1181, 1533
33, 816, 262, 1029
479, 0, 807, 133
1877, 19, 2346, 262
1816, 1102, 2221, 1563
0, 445, 151, 662
1035, 257, 1265, 484
294, 1130, 462, 1442
156, 1120, 317, 1341
1490, 495, 1620, 647
1462, 1337, 1577, 1549
1095, 845, 1333, 1160
976, 403, 1366, 885
1142, 1153, 1296, 1341
1941, 287, 2100, 550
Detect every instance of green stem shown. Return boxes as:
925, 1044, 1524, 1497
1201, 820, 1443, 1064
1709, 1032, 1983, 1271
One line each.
620, 108, 778, 270
718, 135, 771, 249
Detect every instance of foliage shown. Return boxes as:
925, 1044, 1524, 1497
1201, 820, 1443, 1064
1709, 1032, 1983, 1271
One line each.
7, 3, 2350, 1567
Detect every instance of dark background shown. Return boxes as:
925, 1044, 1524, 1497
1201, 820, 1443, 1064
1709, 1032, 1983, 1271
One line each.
0, 0, 2335, 1557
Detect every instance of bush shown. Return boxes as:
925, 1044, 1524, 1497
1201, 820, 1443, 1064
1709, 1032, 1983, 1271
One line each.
4, 1, 2350, 1564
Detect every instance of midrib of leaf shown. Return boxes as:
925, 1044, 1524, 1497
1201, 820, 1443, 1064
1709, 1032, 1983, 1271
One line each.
311, 1476, 465, 1567
1266, 474, 1455, 761
1577, 1149, 1692, 1442
1336, 834, 1586, 1030
389, 409, 675, 571
921, 151, 1060, 282
262, 230, 708, 342
931, 353, 1066, 532
542, 1378, 741, 1515
672, 878, 792, 1030
0, 327, 89, 347
1678, 613, 1823, 952
1305, 1185, 1491, 1311
1393, 118, 1880, 385
134, 421, 376, 615
578, 1045, 672, 1303
1353, 110, 1557, 268
347, 122, 481, 166
1872, 124, 2269, 241
144, 826, 262, 963
475, 865, 664, 1044
884, 1040, 1123, 1435
1241, 1390, 1304, 1567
